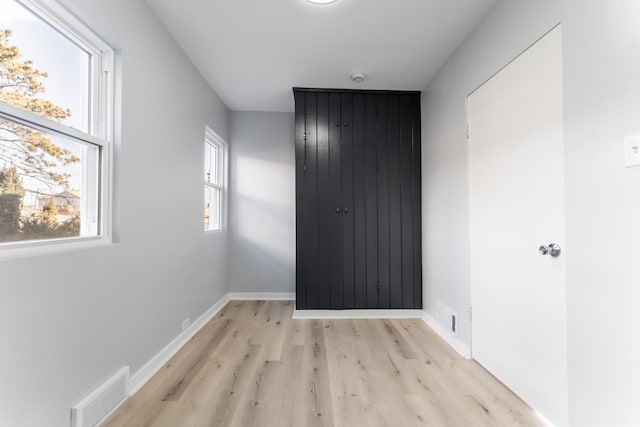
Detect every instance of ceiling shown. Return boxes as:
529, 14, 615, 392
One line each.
145, 0, 497, 112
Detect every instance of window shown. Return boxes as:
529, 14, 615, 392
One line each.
204, 127, 226, 231
0, 0, 113, 248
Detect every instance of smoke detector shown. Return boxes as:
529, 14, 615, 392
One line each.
351, 72, 366, 84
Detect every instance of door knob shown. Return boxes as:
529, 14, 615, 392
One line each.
539, 243, 561, 257
335, 207, 341, 213
343, 207, 349, 214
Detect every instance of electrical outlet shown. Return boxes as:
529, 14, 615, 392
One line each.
624, 134, 640, 168
182, 317, 190, 332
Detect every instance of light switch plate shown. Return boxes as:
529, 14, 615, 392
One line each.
624, 134, 640, 168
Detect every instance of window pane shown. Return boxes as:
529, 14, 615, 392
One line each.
0, 115, 99, 243
0, 0, 91, 132
204, 187, 210, 228
204, 142, 211, 183
204, 186, 220, 231
210, 144, 218, 185
204, 141, 219, 185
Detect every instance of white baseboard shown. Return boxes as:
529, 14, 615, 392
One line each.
128, 293, 230, 395
421, 312, 471, 359
292, 309, 424, 319
122, 290, 472, 421
72, 367, 129, 427
127, 292, 292, 397
292, 308, 471, 359
228, 292, 295, 301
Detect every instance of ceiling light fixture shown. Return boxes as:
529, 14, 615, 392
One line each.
351, 72, 366, 83
305, 0, 338, 4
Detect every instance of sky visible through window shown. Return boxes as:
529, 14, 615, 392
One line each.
0, 0, 101, 243
0, 0, 89, 195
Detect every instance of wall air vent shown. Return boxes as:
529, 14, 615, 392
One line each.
437, 301, 458, 337
71, 367, 129, 427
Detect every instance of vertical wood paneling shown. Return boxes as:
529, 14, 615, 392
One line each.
329, 93, 343, 309
376, 95, 391, 309
295, 92, 306, 309
316, 92, 331, 309
412, 94, 423, 309
304, 92, 319, 309
295, 89, 421, 310
387, 94, 403, 308
352, 93, 367, 308
399, 95, 415, 308
364, 95, 379, 308
340, 93, 355, 309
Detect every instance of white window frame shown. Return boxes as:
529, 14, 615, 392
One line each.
204, 127, 227, 232
0, 0, 114, 258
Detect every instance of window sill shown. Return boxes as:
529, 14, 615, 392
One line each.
205, 229, 224, 234
0, 236, 112, 261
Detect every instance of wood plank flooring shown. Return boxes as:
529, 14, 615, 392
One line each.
104, 300, 546, 427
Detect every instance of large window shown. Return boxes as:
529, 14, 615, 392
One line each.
204, 128, 226, 231
0, 0, 113, 248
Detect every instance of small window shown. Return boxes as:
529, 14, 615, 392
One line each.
0, 0, 113, 248
204, 128, 226, 231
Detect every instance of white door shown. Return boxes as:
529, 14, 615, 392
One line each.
468, 26, 569, 426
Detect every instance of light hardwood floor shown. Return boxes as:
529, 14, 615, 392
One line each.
104, 300, 546, 427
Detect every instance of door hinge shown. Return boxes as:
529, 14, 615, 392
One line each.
469, 307, 472, 321
303, 164, 307, 172
466, 125, 470, 141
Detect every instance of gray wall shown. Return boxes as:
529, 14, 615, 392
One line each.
2, 0, 637, 425
0, 0, 230, 425
421, 0, 640, 426
227, 112, 296, 293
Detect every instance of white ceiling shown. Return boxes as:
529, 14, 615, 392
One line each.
145, 0, 497, 112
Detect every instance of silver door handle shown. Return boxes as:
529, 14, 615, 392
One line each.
539, 243, 561, 257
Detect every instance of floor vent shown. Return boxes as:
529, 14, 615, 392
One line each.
437, 302, 458, 337
71, 367, 129, 427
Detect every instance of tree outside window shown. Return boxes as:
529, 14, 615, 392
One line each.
0, 28, 81, 242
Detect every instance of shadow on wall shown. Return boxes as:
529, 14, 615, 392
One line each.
228, 154, 295, 294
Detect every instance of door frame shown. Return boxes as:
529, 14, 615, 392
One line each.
465, 23, 569, 426
465, 22, 564, 359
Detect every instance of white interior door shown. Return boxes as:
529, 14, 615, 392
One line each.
468, 26, 569, 426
